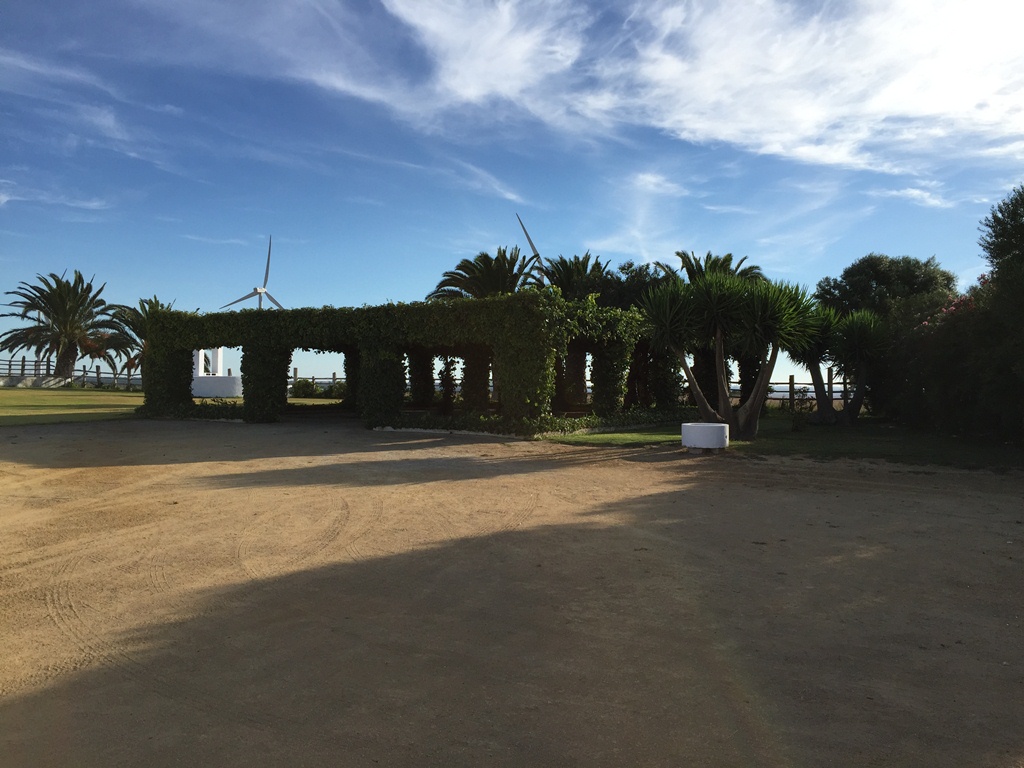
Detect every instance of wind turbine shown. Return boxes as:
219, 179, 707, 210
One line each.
221, 236, 284, 310
516, 213, 541, 261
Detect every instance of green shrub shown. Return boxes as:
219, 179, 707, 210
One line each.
289, 378, 319, 398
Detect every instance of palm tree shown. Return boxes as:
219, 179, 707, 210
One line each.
112, 296, 175, 386
641, 272, 816, 440
539, 252, 613, 301
658, 251, 767, 408
1, 271, 128, 379
427, 246, 541, 300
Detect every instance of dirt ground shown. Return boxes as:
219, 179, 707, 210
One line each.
1, 418, 1022, 767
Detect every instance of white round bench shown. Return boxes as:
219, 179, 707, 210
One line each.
681, 422, 729, 453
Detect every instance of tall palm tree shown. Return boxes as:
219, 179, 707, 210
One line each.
427, 246, 541, 300
1, 271, 128, 379
112, 296, 175, 385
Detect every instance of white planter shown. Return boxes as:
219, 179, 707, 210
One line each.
681, 422, 729, 452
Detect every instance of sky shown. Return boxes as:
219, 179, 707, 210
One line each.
3, 0, 1024, 381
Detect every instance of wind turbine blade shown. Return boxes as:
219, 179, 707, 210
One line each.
516, 213, 540, 259
264, 292, 285, 310
221, 291, 259, 309
263, 236, 272, 288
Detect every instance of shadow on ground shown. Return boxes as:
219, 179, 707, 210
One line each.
3, 463, 1023, 767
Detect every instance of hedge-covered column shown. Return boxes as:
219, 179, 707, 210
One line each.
358, 346, 407, 427
141, 345, 194, 415
342, 347, 360, 410
492, 343, 555, 424
590, 339, 632, 416
407, 348, 436, 407
241, 344, 292, 423
460, 346, 491, 410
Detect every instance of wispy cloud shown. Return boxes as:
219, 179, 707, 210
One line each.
7, 1, 1023, 180
632, 172, 687, 196
868, 187, 955, 208
448, 160, 524, 203
0, 180, 111, 210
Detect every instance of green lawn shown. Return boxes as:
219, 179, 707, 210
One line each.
0, 388, 145, 426
546, 411, 1024, 471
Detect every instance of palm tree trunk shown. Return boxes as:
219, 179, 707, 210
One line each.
807, 363, 838, 424
672, 345, 722, 423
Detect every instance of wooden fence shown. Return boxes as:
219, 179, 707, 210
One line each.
1, 356, 141, 389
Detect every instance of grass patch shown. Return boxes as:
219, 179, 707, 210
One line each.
0, 388, 145, 426
546, 411, 1024, 471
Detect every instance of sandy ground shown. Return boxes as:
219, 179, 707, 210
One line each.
1, 417, 1022, 767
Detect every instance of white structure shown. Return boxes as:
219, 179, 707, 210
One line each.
681, 422, 729, 453
192, 348, 242, 398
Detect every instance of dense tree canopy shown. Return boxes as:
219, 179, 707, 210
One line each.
979, 183, 1024, 275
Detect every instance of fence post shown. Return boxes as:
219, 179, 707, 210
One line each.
789, 375, 795, 411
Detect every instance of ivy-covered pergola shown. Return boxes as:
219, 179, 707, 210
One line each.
142, 291, 642, 429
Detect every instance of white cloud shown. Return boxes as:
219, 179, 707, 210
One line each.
580, 0, 1024, 170
449, 160, 524, 203
632, 172, 686, 196
0, 180, 110, 210
868, 187, 955, 208
10, 1, 1023, 178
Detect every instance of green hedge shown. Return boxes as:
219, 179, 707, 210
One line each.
142, 291, 642, 433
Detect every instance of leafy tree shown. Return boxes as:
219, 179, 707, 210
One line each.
979, 183, 1024, 277
815, 253, 954, 323
641, 272, 816, 439
1, 271, 128, 379
813, 253, 955, 418
427, 246, 541, 300
789, 304, 841, 423
659, 251, 767, 407
831, 309, 887, 422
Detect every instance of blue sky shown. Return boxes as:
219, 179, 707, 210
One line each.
3, 0, 1023, 380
